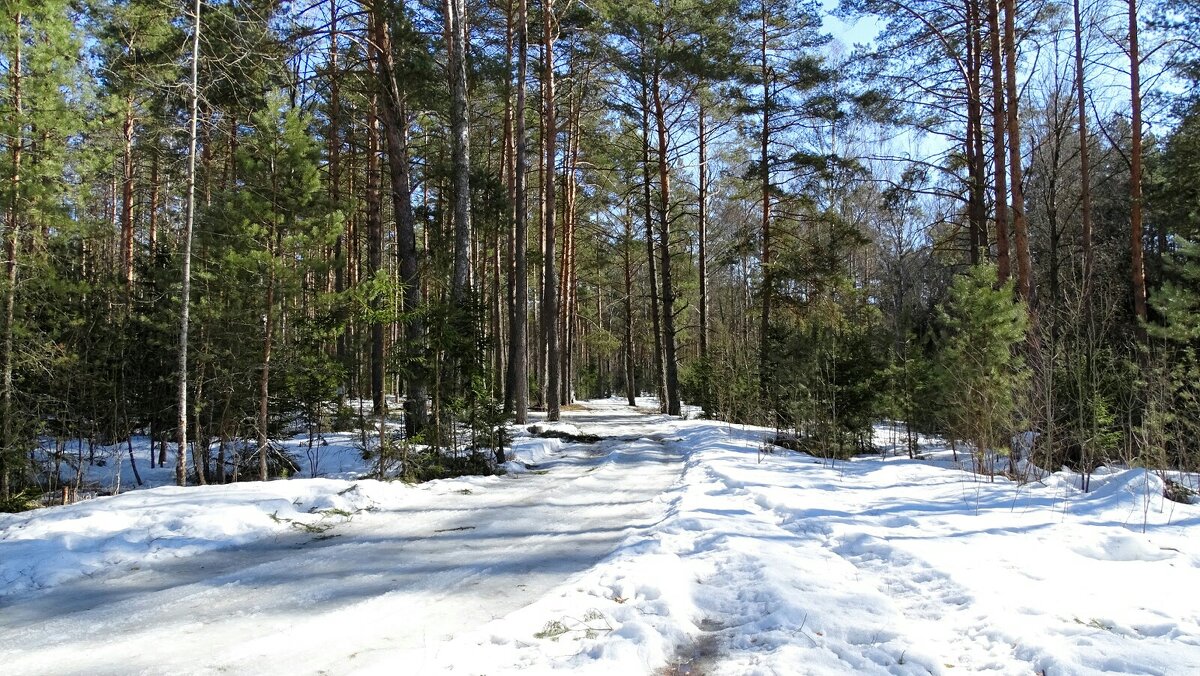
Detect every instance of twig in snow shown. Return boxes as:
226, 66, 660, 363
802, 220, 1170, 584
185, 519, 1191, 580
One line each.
796, 612, 819, 647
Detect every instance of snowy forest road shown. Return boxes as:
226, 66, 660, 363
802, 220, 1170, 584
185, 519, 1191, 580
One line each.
0, 402, 686, 675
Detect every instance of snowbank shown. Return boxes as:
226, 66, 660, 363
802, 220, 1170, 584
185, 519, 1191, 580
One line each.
0, 478, 393, 598
5, 400, 1200, 675
416, 414, 1200, 674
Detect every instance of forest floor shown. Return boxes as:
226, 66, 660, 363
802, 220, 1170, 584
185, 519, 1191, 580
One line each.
2, 399, 1199, 675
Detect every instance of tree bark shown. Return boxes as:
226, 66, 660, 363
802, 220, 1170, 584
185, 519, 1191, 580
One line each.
559, 94, 580, 405
1127, 0, 1147, 331
259, 231, 278, 483
447, 0, 472, 302
1004, 0, 1033, 302
366, 85, 384, 415
1073, 0, 1093, 300
623, 207, 636, 407
121, 95, 136, 297
148, 151, 159, 261
373, 4, 427, 435
0, 11, 21, 500
966, 0, 986, 265
330, 0, 346, 377
177, 0, 201, 487
697, 95, 708, 361
502, 0, 517, 413
510, 0, 530, 423
758, 5, 773, 406
640, 73, 665, 411
541, 0, 560, 421
651, 53, 680, 417
988, 0, 1011, 282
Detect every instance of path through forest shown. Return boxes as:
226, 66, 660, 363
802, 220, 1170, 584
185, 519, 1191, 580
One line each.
0, 403, 686, 675
4, 400, 1199, 675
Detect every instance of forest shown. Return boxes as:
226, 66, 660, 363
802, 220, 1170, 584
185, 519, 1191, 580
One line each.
1, 0, 1199, 505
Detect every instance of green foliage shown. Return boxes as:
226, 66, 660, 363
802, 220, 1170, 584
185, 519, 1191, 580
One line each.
760, 213, 884, 456
679, 356, 716, 417
934, 264, 1030, 475
400, 447, 495, 484
877, 344, 939, 458
1151, 240, 1200, 342
1143, 240, 1200, 471
1153, 106, 1200, 242
0, 488, 42, 513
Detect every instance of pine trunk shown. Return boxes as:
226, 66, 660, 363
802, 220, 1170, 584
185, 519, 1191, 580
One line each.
511, 0, 530, 423
758, 7, 773, 407
1127, 0, 1147, 330
1004, 0, 1033, 302
652, 57, 680, 417
176, 0, 201, 487
259, 235, 277, 482
542, 0, 560, 421
698, 96, 708, 361
366, 87, 384, 415
447, 0, 472, 302
640, 74, 665, 411
988, 0, 1011, 281
623, 209, 636, 407
121, 96, 135, 297
1074, 0, 1093, 299
0, 12, 21, 500
373, 6, 427, 435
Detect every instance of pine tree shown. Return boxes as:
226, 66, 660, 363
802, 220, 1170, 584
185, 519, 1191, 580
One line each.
205, 99, 338, 481
1147, 240, 1200, 470
0, 1, 85, 500
935, 263, 1029, 477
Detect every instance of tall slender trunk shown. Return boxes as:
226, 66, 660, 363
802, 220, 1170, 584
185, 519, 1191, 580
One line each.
535, 104, 546, 409
510, 0, 530, 423
345, 121, 359, 398
0, 12, 22, 500
330, 0, 346, 375
559, 96, 580, 405
1004, 0, 1033, 302
652, 55, 680, 417
200, 106, 213, 207
697, 95, 708, 361
967, 0, 987, 265
623, 208, 636, 407
366, 88, 384, 415
758, 6, 773, 406
640, 74, 665, 410
541, 0, 560, 421
193, 354, 207, 485
121, 96, 136, 297
1073, 0, 1093, 300
988, 0, 1011, 281
502, 0, 517, 413
1127, 0, 1147, 331
373, 4, 427, 435
447, 0, 472, 302
177, 0, 201, 487
259, 228, 279, 483
224, 114, 238, 190
148, 152, 159, 260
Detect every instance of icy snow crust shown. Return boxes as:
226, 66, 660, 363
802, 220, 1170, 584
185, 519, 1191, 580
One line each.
2, 400, 1199, 675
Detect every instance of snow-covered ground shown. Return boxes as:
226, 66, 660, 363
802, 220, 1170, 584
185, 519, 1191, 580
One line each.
2, 399, 1199, 675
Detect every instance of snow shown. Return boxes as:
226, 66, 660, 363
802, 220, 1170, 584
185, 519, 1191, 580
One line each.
3, 399, 1199, 675
526, 421, 586, 438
